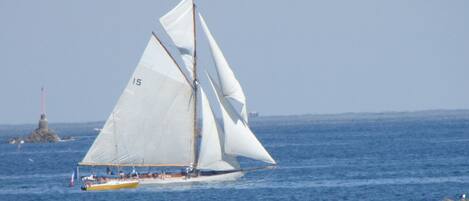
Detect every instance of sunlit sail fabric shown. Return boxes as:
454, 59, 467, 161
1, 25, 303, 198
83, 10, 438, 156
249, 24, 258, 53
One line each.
197, 88, 239, 170
208, 75, 276, 164
81, 35, 194, 167
199, 14, 249, 123
160, 0, 195, 79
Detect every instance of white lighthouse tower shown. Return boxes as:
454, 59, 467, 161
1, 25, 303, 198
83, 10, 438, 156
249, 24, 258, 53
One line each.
38, 87, 48, 131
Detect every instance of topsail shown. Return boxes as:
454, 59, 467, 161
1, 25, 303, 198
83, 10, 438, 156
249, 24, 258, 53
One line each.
160, 0, 196, 79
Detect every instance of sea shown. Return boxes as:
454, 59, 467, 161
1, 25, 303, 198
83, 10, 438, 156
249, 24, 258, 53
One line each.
0, 110, 469, 201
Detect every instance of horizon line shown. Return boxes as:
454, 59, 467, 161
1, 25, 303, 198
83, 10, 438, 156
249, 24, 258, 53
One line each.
1, 108, 469, 126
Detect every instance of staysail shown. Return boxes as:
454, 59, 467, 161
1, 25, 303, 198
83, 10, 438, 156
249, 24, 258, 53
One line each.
160, 0, 196, 79
81, 35, 194, 167
208, 75, 276, 164
199, 14, 249, 123
197, 88, 239, 170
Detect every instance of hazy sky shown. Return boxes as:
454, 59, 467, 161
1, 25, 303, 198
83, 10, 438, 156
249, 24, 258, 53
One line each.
1, 0, 468, 124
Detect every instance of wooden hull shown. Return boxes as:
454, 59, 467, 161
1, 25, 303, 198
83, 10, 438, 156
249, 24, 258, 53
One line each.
139, 171, 244, 185
82, 180, 139, 191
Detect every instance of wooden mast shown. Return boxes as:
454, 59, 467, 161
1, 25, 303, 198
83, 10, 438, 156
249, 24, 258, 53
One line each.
192, 0, 199, 169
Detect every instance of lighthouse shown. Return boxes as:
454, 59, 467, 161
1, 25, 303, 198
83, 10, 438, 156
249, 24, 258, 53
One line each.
38, 87, 48, 131
26, 86, 61, 143
7, 87, 61, 144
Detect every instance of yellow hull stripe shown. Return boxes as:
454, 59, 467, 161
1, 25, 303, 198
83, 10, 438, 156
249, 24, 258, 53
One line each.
84, 181, 139, 191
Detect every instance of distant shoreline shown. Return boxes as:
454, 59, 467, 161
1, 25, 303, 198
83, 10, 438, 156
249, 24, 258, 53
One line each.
1, 109, 468, 127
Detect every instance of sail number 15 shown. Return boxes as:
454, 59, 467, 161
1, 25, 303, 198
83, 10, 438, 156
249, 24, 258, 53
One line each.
133, 78, 142, 86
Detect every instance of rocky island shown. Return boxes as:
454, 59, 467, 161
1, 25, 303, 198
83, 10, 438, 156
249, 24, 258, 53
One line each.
8, 114, 61, 144
8, 87, 62, 144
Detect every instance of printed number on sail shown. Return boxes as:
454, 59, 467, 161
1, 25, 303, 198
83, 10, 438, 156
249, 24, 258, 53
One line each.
133, 78, 142, 86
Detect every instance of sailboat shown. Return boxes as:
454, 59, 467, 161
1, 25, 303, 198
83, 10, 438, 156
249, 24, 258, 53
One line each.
77, 0, 275, 187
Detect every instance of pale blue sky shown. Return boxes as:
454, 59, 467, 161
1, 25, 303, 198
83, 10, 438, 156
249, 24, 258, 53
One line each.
1, 0, 468, 124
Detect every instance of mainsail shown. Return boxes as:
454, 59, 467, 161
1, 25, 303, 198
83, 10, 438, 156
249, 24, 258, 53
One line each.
81, 35, 194, 167
197, 88, 239, 171
199, 14, 249, 123
160, 0, 196, 79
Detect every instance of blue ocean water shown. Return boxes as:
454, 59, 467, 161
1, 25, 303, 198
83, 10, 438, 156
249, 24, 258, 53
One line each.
1, 110, 469, 201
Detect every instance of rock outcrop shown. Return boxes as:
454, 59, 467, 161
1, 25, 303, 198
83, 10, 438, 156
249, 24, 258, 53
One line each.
8, 114, 61, 144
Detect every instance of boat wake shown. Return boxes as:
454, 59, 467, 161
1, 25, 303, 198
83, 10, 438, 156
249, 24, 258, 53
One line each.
234, 176, 469, 189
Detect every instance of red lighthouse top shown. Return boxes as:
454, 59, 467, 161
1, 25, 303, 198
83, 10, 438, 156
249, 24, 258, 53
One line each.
41, 87, 46, 115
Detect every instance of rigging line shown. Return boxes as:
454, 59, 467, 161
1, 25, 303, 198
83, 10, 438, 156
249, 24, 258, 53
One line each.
112, 112, 120, 168
151, 32, 194, 90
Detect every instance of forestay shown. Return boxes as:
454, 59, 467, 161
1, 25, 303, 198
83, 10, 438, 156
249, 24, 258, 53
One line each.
81, 35, 194, 167
160, 0, 195, 79
208, 75, 276, 164
197, 88, 239, 171
199, 14, 249, 123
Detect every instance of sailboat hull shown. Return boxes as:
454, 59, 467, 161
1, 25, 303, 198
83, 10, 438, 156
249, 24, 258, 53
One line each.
139, 171, 244, 185
82, 180, 139, 191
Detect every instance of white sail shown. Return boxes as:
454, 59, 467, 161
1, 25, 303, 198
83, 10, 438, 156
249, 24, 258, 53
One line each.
197, 88, 239, 171
208, 75, 276, 164
160, 0, 195, 78
199, 14, 248, 122
81, 35, 194, 167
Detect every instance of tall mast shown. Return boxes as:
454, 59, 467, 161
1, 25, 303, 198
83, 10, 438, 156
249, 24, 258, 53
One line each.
192, 0, 199, 169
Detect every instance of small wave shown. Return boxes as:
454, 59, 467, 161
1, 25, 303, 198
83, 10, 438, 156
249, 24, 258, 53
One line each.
428, 138, 469, 143
277, 164, 335, 170
0, 185, 83, 195
59, 139, 77, 143
0, 150, 85, 156
267, 142, 351, 148
0, 173, 69, 180
303, 176, 469, 188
